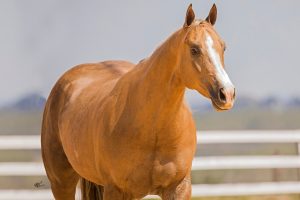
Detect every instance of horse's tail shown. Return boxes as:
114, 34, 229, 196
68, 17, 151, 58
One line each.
80, 177, 104, 200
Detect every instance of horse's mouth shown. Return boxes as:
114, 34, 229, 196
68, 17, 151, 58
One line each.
211, 100, 230, 112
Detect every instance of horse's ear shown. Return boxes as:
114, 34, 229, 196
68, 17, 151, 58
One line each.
184, 4, 195, 27
206, 4, 217, 26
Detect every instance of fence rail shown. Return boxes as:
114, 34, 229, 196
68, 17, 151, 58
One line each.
1, 130, 300, 199
196, 130, 300, 143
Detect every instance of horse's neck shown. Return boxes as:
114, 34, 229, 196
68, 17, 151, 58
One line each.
114, 32, 186, 131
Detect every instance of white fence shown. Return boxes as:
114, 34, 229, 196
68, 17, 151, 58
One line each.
1, 130, 300, 199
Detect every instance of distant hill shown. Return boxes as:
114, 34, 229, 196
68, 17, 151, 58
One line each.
1, 93, 46, 111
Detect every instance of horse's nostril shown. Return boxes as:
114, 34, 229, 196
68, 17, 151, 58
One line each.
219, 88, 226, 102
233, 88, 236, 100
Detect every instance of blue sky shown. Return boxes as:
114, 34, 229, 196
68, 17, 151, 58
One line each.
1, 0, 299, 105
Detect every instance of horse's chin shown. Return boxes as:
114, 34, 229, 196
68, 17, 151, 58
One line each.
211, 100, 230, 112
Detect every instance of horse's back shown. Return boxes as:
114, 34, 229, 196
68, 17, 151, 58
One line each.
48, 60, 134, 110
60, 60, 134, 98
63, 60, 134, 84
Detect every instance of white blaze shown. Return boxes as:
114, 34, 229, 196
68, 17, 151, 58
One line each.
205, 33, 233, 87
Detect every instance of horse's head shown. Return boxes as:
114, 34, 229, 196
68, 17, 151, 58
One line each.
178, 4, 235, 111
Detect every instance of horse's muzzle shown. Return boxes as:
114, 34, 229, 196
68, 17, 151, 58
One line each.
211, 86, 235, 111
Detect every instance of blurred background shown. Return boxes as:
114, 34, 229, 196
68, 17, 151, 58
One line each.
0, 0, 300, 200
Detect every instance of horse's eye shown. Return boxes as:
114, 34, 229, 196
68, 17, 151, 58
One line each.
190, 46, 201, 56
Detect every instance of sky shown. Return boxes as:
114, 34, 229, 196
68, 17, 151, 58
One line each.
0, 0, 300, 106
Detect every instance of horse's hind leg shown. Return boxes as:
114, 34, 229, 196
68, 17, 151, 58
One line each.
42, 129, 79, 200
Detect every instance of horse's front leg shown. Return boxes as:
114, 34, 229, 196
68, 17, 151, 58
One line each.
161, 175, 192, 200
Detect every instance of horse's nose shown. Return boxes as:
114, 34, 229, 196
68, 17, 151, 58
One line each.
218, 87, 235, 104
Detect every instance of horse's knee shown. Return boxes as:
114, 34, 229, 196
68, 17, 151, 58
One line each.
161, 177, 191, 200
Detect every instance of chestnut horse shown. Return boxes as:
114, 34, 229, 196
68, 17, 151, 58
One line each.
41, 4, 235, 200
